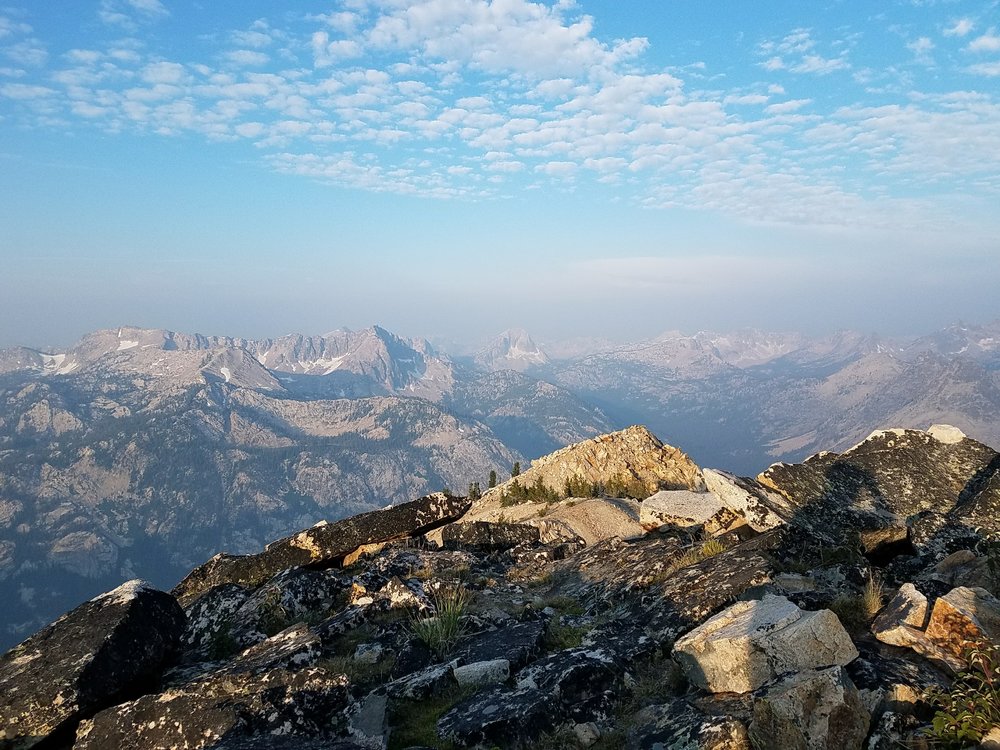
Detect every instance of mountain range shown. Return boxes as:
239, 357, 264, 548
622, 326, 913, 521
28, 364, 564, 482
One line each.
0, 319, 999, 647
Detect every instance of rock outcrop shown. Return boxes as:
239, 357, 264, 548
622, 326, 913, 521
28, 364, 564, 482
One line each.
673, 595, 858, 694
0, 580, 185, 749
2, 423, 999, 749
488, 425, 707, 499
173, 492, 470, 605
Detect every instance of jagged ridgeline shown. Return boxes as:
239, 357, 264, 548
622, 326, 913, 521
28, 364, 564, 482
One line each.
4, 423, 1000, 749
0, 325, 613, 649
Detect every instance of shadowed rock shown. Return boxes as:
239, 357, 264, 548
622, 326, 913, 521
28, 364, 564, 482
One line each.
75, 625, 348, 750
627, 699, 751, 750
0, 580, 185, 750
173, 492, 471, 605
441, 521, 540, 554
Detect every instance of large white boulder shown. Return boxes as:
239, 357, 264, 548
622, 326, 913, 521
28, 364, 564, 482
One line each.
673, 594, 858, 694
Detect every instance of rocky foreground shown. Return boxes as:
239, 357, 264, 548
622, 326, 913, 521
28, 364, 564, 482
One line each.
4, 424, 1000, 749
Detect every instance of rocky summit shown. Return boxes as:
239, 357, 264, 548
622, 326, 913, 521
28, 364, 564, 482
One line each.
3, 423, 1000, 749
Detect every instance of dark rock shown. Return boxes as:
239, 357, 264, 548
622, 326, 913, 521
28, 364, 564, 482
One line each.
437, 684, 558, 749
385, 664, 455, 701
180, 583, 252, 661
758, 428, 1000, 547
78, 628, 344, 750
228, 567, 349, 649
74, 666, 350, 750
206, 738, 366, 750
0, 579, 185, 750
626, 699, 751, 750
515, 646, 625, 723
173, 493, 472, 605
314, 605, 369, 649
451, 620, 546, 671
442, 521, 540, 554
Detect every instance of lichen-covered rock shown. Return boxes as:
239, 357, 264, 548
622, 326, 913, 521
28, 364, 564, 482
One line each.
0, 580, 185, 750
924, 585, 1000, 657
453, 658, 510, 688
441, 521, 540, 553
345, 691, 388, 750
748, 666, 870, 750
451, 620, 546, 671
757, 427, 1000, 547
703, 469, 790, 531
437, 684, 559, 749
673, 595, 858, 694
173, 492, 472, 605
74, 666, 350, 750
227, 566, 349, 649
178, 582, 251, 661
626, 699, 751, 750
77, 626, 344, 749
385, 663, 456, 701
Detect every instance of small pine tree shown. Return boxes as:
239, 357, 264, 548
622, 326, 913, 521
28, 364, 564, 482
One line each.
488, 470, 497, 489
468, 482, 481, 500
511, 461, 521, 478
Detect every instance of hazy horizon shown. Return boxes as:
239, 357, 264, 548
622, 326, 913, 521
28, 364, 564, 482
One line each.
2, 1, 998, 348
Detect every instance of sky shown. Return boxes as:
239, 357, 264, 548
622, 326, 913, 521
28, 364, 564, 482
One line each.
1, 0, 999, 349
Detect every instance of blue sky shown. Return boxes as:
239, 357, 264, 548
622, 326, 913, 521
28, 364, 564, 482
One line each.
1, 0, 998, 348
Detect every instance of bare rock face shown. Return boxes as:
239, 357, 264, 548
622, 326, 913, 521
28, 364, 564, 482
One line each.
0, 580, 185, 750
757, 426, 1000, 544
485, 425, 707, 501
749, 666, 870, 750
703, 469, 790, 531
673, 595, 858, 694
639, 490, 742, 534
172, 492, 471, 605
871, 583, 930, 648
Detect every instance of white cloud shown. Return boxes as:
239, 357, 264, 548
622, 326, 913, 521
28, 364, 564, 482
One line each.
791, 55, 848, 74
0, 82, 54, 99
224, 50, 270, 67
765, 98, 812, 114
4, 39, 47, 67
99, 0, 168, 28
944, 18, 974, 37
968, 29, 1000, 53
968, 62, 1000, 76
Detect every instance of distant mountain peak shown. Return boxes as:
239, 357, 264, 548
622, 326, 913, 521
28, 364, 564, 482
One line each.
475, 328, 550, 372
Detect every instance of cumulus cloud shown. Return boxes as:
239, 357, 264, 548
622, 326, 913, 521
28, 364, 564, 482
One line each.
968, 29, 1000, 53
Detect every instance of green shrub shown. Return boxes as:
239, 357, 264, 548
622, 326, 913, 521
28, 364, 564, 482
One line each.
675, 539, 726, 568
412, 586, 470, 660
925, 642, 1000, 747
543, 622, 589, 651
